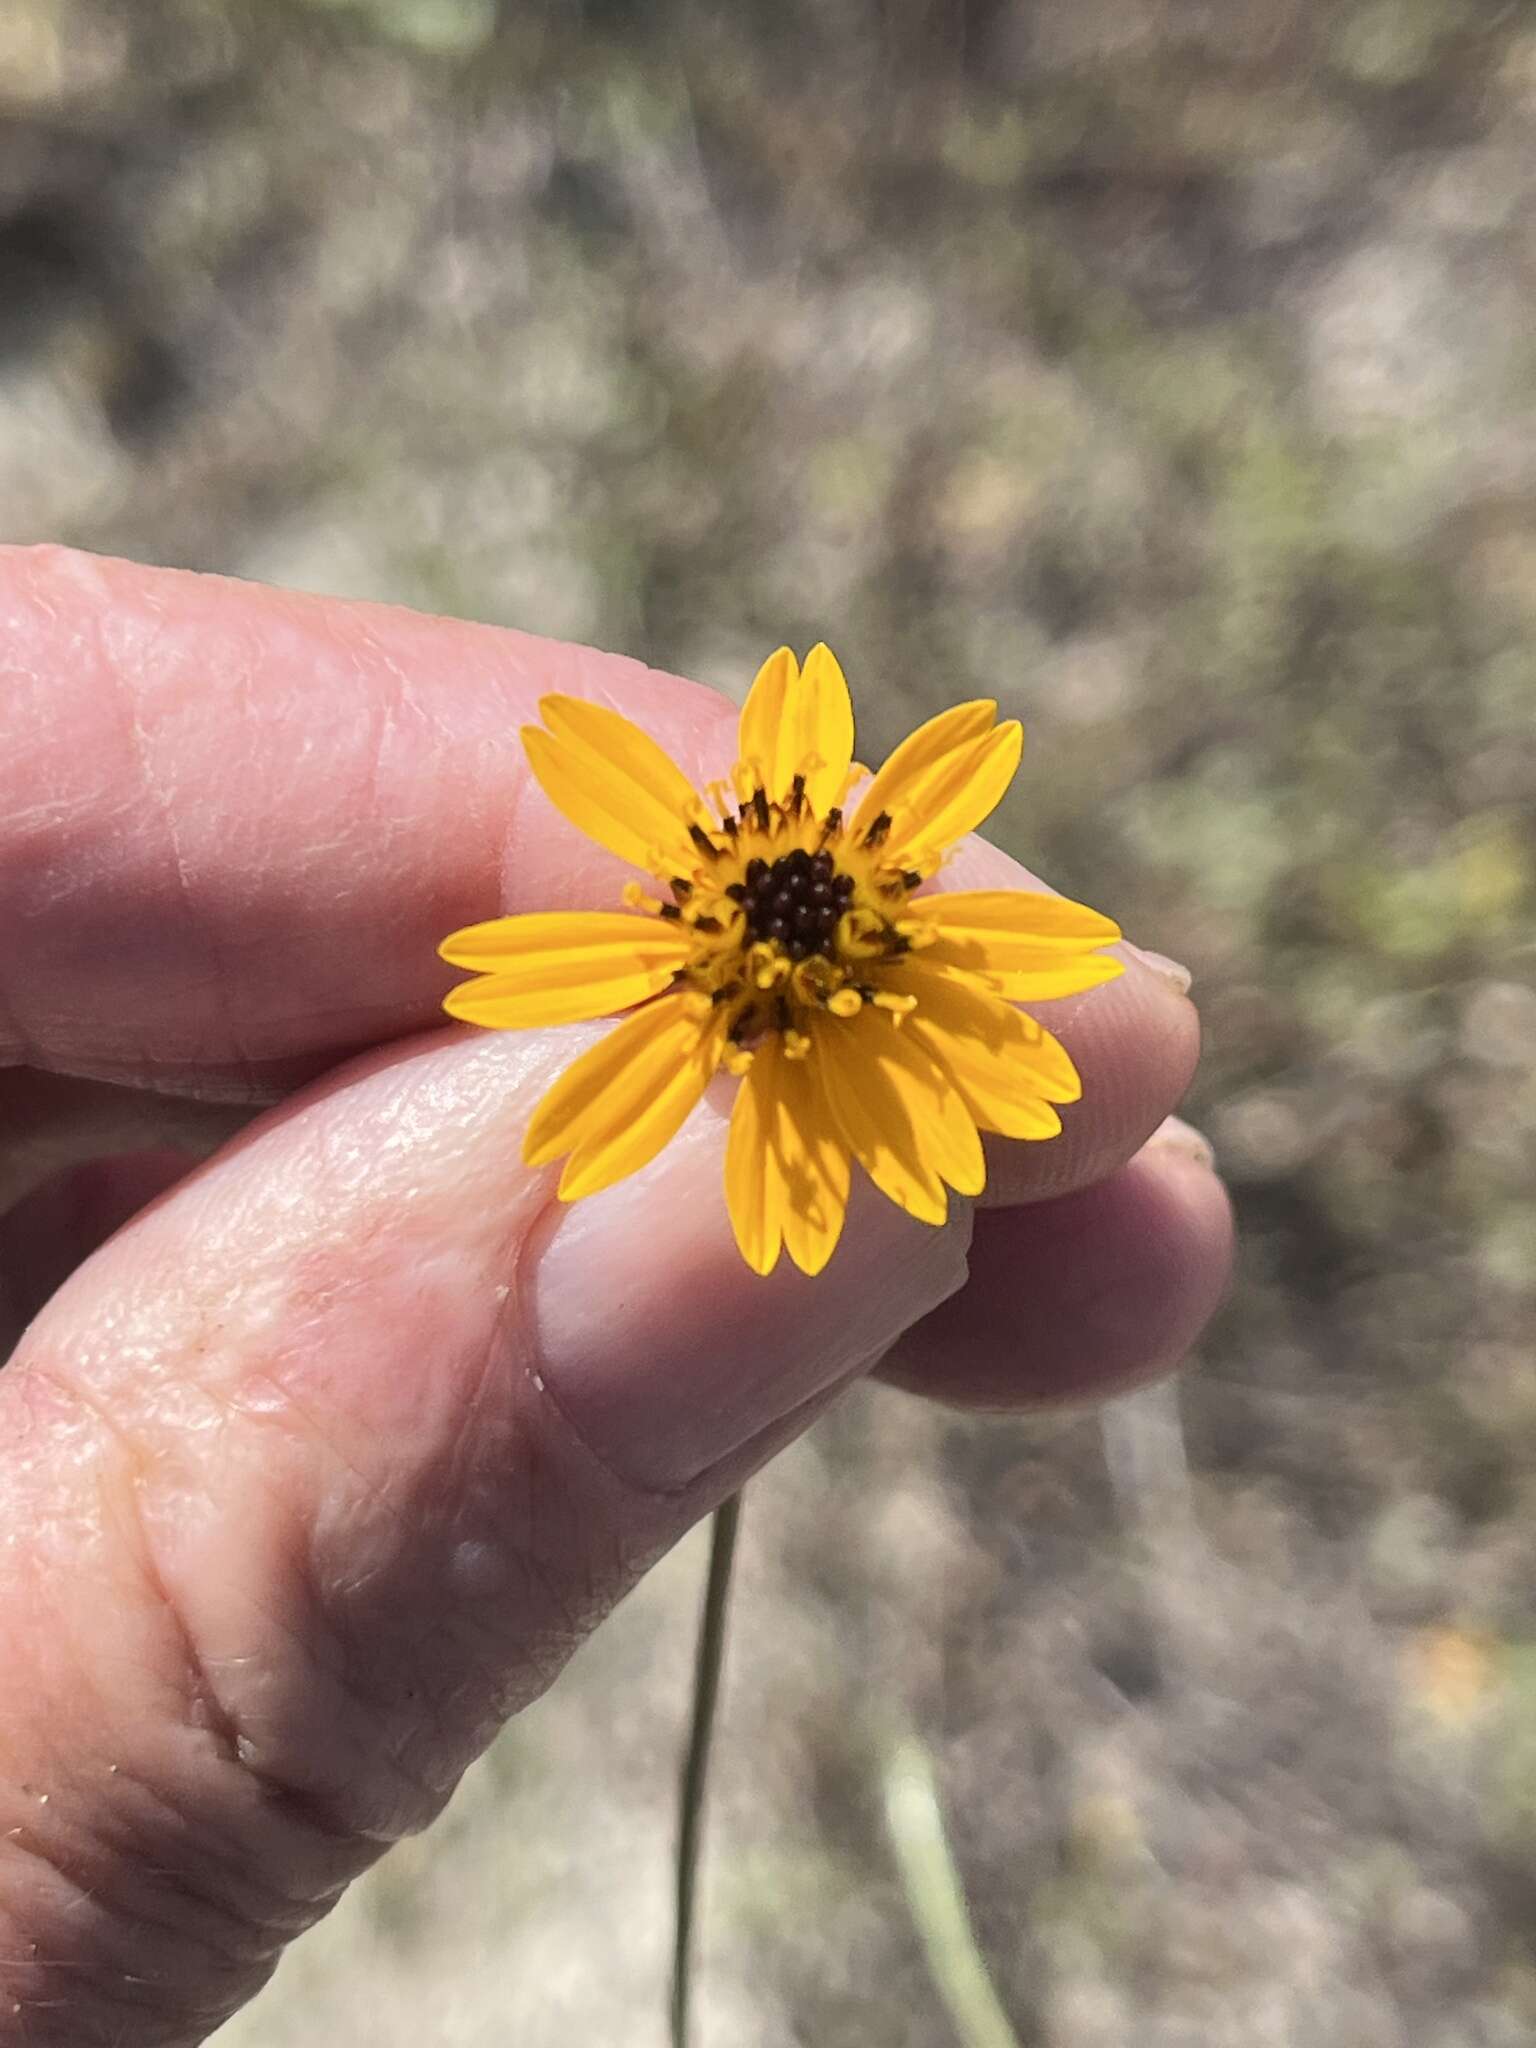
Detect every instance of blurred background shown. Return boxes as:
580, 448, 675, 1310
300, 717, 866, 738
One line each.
4, 0, 1535, 2041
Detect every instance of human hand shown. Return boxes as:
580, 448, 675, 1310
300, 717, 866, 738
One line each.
0, 545, 1231, 2045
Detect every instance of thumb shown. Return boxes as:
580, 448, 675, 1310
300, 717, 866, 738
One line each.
0, 1020, 967, 2045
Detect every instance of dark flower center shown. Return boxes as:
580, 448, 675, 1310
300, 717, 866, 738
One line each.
729, 847, 855, 960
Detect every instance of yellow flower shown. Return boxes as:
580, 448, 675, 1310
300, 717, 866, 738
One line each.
439, 645, 1123, 1275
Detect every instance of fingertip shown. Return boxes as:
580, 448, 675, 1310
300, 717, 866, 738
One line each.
878, 1130, 1233, 1412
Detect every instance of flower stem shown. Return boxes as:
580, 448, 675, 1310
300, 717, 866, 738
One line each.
670, 1491, 742, 2048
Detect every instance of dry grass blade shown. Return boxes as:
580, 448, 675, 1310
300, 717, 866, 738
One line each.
884, 1731, 1025, 2048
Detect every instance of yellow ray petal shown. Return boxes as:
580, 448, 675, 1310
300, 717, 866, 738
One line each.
889, 720, 1023, 869
817, 1016, 957, 1222
906, 888, 1122, 950
848, 699, 997, 843
783, 642, 856, 814
443, 938, 686, 1029
885, 955, 1046, 1045
773, 1049, 852, 1275
439, 909, 693, 972
736, 646, 798, 793
889, 961, 1082, 1124
725, 1037, 788, 1276
724, 1036, 854, 1276
539, 695, 707, 831
522, 718, 699, 878
915, 936, 1124, 1005
735, 643, 856, 813
523, 993, 706, 1165
879, 1017, 986, 1195
558, 1006, 725, 1199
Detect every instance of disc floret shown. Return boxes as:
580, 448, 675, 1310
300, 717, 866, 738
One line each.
638, 769, 932, 1071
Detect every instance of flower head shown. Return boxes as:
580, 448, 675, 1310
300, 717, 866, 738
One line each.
439, 646, 1123, 1274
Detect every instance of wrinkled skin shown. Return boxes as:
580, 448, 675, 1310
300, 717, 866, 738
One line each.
0, 546, 1232, 2045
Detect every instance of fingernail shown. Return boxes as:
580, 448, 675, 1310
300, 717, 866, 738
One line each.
1142, 1113, 1216, 1171
1124, 945, 1193, 996
528, 1114, 972, 1492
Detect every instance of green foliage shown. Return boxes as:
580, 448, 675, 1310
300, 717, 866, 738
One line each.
292, 0, 496, 56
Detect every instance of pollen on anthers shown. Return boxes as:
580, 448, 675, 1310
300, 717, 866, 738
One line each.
438, 641, 1124, 1277
621, 763, 932, 1077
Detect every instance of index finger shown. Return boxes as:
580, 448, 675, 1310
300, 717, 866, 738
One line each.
0, 545, 734, 1097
